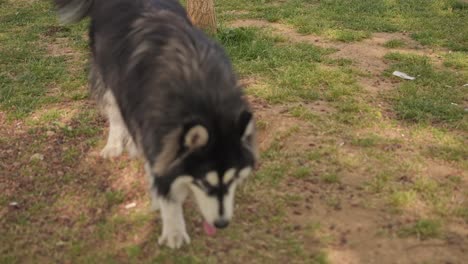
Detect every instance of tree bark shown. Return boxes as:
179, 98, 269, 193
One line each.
187, 0, 217, 34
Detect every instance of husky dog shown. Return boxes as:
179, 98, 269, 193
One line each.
54, 0, 258, 248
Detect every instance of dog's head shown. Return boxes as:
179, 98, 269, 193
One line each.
150, 109, 257, 229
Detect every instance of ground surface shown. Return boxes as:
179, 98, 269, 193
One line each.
0, 0, 467, 263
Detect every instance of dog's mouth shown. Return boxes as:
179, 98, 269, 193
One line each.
203, 221, 217, 236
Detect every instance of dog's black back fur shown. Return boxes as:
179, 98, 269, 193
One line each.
54, 0, 256, 194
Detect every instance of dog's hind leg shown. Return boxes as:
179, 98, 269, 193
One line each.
90, 64, 130, 158
125, 137, 139, 158
145, 162, 160, 211
100, 90, 130, 158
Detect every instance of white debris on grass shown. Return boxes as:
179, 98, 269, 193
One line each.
125, 202, 137, 209
392, 71, 415, 80
30, 153, 44, 161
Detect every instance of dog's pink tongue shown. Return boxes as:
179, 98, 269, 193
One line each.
203, 221, 217, 236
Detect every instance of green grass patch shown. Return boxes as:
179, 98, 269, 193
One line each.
255, 162, 289, 185
426, 144, 468, 163
352, 135, 380, 147
105, 190, 125, 207
443, 51, 468, 70
312, 251, 330, 264
289, 105, 320, 122
62, 146, 80, 165
61, 109, 101, 138
398, 219, 442, 240
383, 39, 406, 48
390, 190, 417, 208
216, 27, 359, 104
455, 206, 468, 223
366, 172, 391, 193
0, 1, 88, 119
219, 0, 468, 50
292, 166, 312, 179
321, 173, 340, 184
384, 52, 467, 126
325, 29, 371, 42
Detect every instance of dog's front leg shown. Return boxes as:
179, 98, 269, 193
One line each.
158, 197, 190, 249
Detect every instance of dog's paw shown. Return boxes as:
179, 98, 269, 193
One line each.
126, 140, 139, 159
158, 230, 190, 249
150, 197, 160, 211
100, 144, 123, 158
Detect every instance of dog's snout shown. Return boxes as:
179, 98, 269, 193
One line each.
214, 219, 229, 229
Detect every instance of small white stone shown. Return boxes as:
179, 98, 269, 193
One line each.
125, 202, 137, 209
30, 153, 44, 161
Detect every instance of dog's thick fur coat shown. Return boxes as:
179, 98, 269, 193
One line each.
53, 0, 257, 248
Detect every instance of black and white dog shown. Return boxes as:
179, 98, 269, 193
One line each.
54, 0, 258, 248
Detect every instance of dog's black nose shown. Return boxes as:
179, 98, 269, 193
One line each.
214, 219, 229, 229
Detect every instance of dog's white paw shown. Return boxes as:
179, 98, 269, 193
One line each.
100, 144, 123, 158
158, 230, 190, 249
126, 140, 139, 158
150, 197, 160, 211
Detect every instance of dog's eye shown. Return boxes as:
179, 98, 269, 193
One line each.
193, 180, 208, 191
194, 179, 216, 190
203, 179, 221, 190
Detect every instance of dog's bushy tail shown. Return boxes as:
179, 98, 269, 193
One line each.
54, 0, 94, 24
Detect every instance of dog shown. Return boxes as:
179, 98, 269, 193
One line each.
53, 0, 258, 249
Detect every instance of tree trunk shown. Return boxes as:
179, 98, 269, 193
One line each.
187, 0, 217, 34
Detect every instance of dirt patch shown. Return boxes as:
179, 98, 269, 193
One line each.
248, 96, 300, 152
305, 100, 336, 115
284, 167, 467, 264
46, 37, 76, 58
25, 101, 87, 125
221, 10, 250, 16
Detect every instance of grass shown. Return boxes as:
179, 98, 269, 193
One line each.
398, 219, 442, 240
325, 29, 371, 43
390, 190, 418, 208
384, 39, 406, 48
366, 172, 391, 193
216, 27, 359, 104
321, 173, 341, 184
455, 206, 468, 223
352, 135, 381, 147
384, 52, 467, 127
217, 27, 371, 129
218, 0, 468, 50
0, 1, 89, 119
292, 166, 312, 179
443, 51, 468, 71
427, 144, 468, 163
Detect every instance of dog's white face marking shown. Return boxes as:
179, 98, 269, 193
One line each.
169, 176, 192, 202
206, 171, 219, 186
189, 182, 238, 224
223, 183, 237, 220
223, 168, 236, 184
189, 184, 221, 224
242, 118, 255, 140
189, 167, 254, 225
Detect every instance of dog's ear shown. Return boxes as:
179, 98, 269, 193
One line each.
184, 123, 209, 150
239, 110, 254, 140
239, 110, 259, 165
